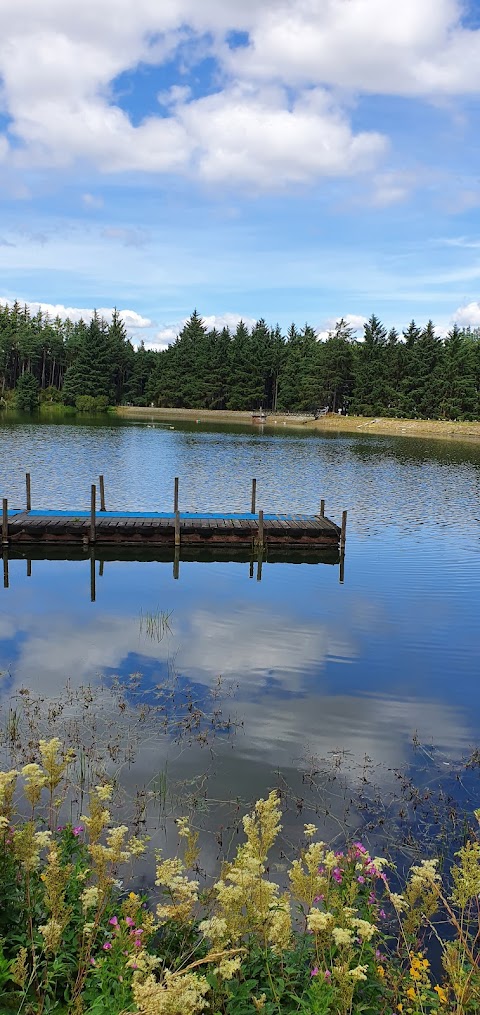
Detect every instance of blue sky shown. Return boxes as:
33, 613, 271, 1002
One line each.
1, 0, 480, 346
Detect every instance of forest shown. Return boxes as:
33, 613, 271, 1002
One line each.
1, 300, 480, 420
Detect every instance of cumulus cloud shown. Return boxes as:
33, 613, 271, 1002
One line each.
0, 297, 152, 332
82, 192, 104, 209
451, 301, 480, 329
150, 312, 257, 349
317, 313, 367, 341
5, 0, 472, 189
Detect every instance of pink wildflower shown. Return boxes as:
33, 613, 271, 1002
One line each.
134, 939, 142, 948
90, 957, 96, 966
103, 942, 112, 951
324, 970, 331, 981
313, 894, 324, 903
311, 967, 319, 977
73, 826, 83, 837
368, 893, 376, 905
332, 867, 343, 883
125, 916, 135, 927
109, 916, 118, 926
357, 875, 365, 884
379, 909, 386, 920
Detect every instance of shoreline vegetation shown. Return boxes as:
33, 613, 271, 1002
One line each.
0, 738, 479, 1014
116, 406, 480, 443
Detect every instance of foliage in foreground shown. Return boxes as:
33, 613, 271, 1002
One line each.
0, 740, 479, 1014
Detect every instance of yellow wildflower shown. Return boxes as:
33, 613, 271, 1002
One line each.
434, 985, 448, 1004
95, 783, 114, 802
332, 927, 353, 947
304, 823, 317, 839
377, 965, 385, 978
407, 987, 416, 999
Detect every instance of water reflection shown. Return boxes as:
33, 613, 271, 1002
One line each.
3, 546, 344, 599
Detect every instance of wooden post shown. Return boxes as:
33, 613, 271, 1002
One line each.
340, 509, 347, 550
99, 475, 106, 512
90, 485, 96, 544
174, 510, 180, 547
258, 509, 264, 548
3, 550, 8, 589
2, 499, 8, 546
174, 477, 179, 513
27, 558, 32, 577
90, 550, 96, 602
251, 478, 257, 514
256, 549, 263, 582
26, 473, 31, 511
320, 499, 325, 517
339, 551, 345, 585
99, 559, 104, 577
249, 555, 254, 579
173, 548, 180, 580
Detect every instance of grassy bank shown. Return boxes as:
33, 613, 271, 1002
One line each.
116, 407, 480, 443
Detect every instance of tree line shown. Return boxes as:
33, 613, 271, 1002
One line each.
1, 301, 480, 420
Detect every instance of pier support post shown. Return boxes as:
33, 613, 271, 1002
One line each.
173, 548, 180, 580
27, 558, 32, 577
320, 499, 325, 517
174, 510, 180, 547
90, 485, 96, 544
256, 549, 263, 582
174, 477, 179, 513
99, 475, 106, 512
26, 473, 31, 511
3, 550, 8, 589
340, 509, 347, 551
251, 478, 257, 514
99, 559, 104, 577
2, 499, 8, 546
257, 509, 264, 548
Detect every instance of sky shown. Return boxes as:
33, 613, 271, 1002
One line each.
2, 0, 480, 348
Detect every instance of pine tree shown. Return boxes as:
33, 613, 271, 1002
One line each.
62, 313, 115, 404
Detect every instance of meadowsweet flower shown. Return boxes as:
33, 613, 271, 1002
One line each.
39, 919, 63, 954
81, 886, 100, 912
132, 970, 210, 1015
332, 927, 353, 947
348, 964, 368, 982
95, 784, 114, 802
304, 823, 317, 839
350, 918, 376, 941
307, 909, 333, 933
215, 956, 242, 980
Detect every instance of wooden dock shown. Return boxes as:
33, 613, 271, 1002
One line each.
1, 476, 346, 551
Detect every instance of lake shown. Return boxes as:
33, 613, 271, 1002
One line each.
1, 414, 479, 866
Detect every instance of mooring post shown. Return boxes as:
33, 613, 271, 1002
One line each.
256, 549, 263, 582
90, 485, 96, 544
258, 508, 264, 548
174, 510, 180, 547
2, 499, 8, 546
320, 499, 325, 517
251, 478, 257, 514
99, 559, 104, 577
27, 558, 32, 578
90, 550, 96, 603
99, 475, 106, 512
3, 550, 8, 589
174, 477, 179, 513
173, 548, 180, 580
26, 473, 31, 512
340, 509, 347, 551
249, 555, 254, 579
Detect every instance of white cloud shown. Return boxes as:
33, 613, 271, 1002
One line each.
317, 313, 367, 341
150, 312, 257, 350
451, 301, 480, 329
0, 297, 152, 332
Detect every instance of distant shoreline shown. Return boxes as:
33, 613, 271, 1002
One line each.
116, 406, 480, 443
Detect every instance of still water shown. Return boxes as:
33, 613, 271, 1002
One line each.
0, 416, 479, 859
